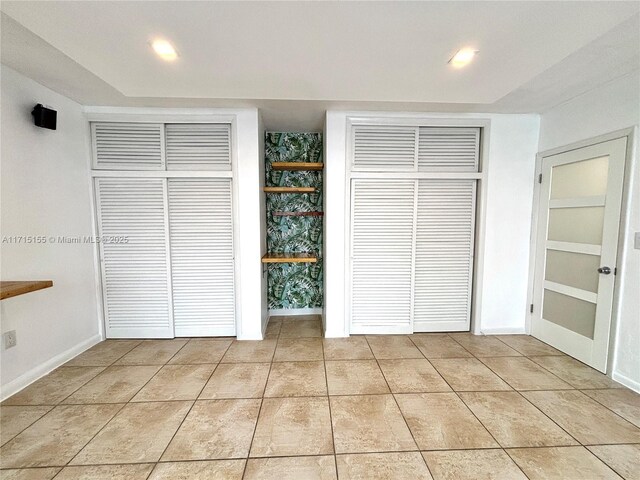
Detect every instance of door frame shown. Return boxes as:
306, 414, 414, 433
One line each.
342, 116, 490, 336
86, 110, 242, 339
526, 127, 636, 375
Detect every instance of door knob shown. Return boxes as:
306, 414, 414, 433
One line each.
597, 266, 611, 275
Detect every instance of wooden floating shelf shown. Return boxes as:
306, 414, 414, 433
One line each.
263, 186, 315, 193
272, 162, 324, 171
1, 280, 53, 300
273, 211, 324, 217
262, 253, 318, 263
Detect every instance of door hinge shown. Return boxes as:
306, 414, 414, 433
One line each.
530, 303, 534, 313
538, 173, 542, 184
614, 267, 617, 275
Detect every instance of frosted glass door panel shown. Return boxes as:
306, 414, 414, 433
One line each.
550, 156, 608, 199
542, 290, 596, 339
545, 250, 600, 293
547, 207, 604, 245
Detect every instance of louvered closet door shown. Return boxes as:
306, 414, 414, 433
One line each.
95, 178, 173, 338
92, 123, 164, 170
168, 178, 235, 336
165, 124, 231, 170
350, 179, 416, 334
352, 125, 417, 170
414, 180, 476, 332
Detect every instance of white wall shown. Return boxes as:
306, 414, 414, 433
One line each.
538, 71, 640, 391
1, 66, 100, 398
324, 111, 540, 337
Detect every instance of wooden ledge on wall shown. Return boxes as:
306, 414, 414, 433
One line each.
0, 281, 53, 300
261, 253, 318, 263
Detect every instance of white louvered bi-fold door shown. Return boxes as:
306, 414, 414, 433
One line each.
413, 180, 476, 332
95, 178, 173, 338
350, 179, 416, 334
168, 179, 236, 336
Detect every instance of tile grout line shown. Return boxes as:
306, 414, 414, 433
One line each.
406, 335, 533, 480
148, 339, 235, 478
240, 326, 279, 479
320, 332, 340, 479
363, 336, 431, 477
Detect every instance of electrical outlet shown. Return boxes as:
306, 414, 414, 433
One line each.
3, 330, 17, 349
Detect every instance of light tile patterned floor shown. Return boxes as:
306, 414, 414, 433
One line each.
1, 315, 639, 479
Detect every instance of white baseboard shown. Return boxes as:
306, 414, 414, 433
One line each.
268, 308, 323, 317
612, 370, 640, 393
479, 327, 527, 335
0, 334, 103, 401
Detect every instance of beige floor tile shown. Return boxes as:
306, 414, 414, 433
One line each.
54, 464, 154, 480
2, 367, 105, 406
529, 355, 624, 389
330, 394, 416, 454
449, 334, 521, 357
71, 401, 191, 465
336, 452, 432, 480
221, 340, 277, 363
131, 364, 214, 401
115, 339, 188, 365
274, 338, 323, 361
0, 404, 121, 468
459, 391, 578, 447
163, 399, 260, 461
199, 363, 270, 399
280, 317, 323, 338
582, 388, 640, 427
523, 390, 640, 444
1, 406, 52, 446
379, 359, 451, 393
264, 361, 327, 397
480, 357, 572, 391
325, 360, 389, 395
588, 444, 640, 480
395, 393, 497, 450
423, 449, 527, 480
411, 334, 472, 358
508, 446, 621, 480
264, 319, 282, 338
429, 358, 512, 391
168, 338, 232, 364
366, 336, 423, 359
250, 397, 333, 457
0, 468, 60, 480
323, 337, 373, 360
244, 456, 337, 480
149, 460, 246, 479
496, 335, 563, 356
62, 366, 161, 404
65, 340, 141, 367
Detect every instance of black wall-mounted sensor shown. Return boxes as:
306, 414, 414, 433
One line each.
32, 104, 57, 130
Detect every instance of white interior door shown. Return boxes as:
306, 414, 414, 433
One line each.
413, 180, 476, 332
532, 137, 627, 372
350, 179, 416, 334
95, 177, 173, 338
168, 178, 236, 337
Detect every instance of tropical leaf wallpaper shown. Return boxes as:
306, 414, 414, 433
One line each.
265, 132, 323, 309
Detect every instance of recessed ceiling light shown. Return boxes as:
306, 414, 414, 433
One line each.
449, 48, 478, 68
151, 39, 178, 61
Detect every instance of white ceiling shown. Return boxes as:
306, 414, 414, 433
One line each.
1, 1, 639, 130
